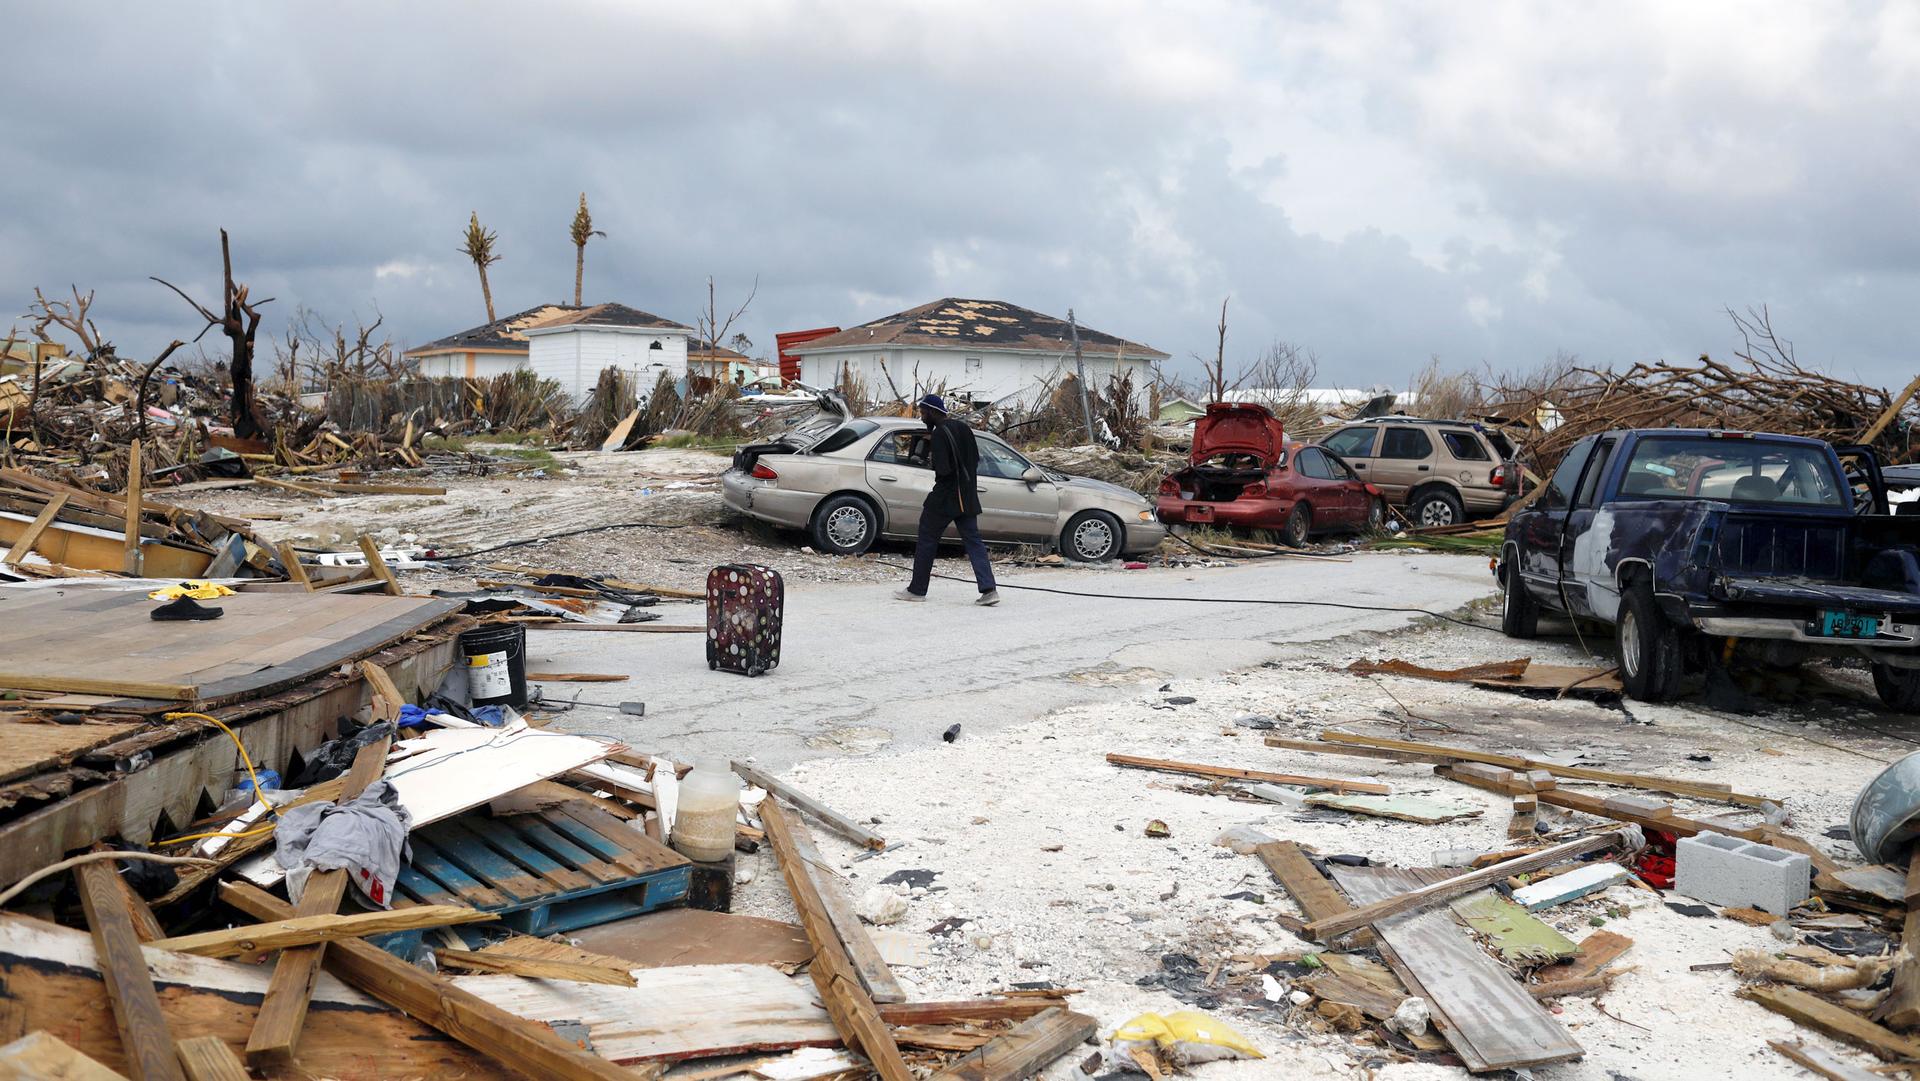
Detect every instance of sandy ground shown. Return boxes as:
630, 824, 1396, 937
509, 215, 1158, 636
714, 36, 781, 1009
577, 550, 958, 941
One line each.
715, 607, 1919, 1080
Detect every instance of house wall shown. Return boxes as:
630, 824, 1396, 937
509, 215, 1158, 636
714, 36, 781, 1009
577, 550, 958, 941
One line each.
529, 328, 689, 400
797, 347, 1153, 410
412, 351, 526, 380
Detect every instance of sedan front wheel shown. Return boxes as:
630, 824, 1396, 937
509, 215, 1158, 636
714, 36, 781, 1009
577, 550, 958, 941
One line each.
1062, 510, 1122, 562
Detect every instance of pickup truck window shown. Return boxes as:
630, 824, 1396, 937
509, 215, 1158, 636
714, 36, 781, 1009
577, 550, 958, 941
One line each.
1540, 437, 1595, 511
1576, 439, 1615, 508
1620, 437, 1845, 508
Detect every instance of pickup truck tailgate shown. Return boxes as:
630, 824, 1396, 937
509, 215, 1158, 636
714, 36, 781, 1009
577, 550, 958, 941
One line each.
1716, 577, 1920, 616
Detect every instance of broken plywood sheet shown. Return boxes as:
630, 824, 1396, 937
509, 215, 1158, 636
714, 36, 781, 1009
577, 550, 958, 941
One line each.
0, 915, 506, 1080
0, 589, 460, 707
1305, 792, 1482, 824
235, 722, 617, 885
567, 908, 813, 971
1449, 892, 1578, 965
1347, 656, 1621, 697
451, 963, 838, 1062
1831, 864, 1906, 905
1331, 865, 1582, 1073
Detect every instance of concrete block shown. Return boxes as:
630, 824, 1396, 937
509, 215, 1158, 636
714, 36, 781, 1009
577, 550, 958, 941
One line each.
1674, 833, 1811, 915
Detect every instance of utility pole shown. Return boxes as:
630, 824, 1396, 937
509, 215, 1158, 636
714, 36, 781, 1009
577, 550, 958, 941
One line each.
1068, 309, 1096, 446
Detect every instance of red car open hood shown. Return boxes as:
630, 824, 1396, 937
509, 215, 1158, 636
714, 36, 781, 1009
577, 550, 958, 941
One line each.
1191, 402, 1287, 465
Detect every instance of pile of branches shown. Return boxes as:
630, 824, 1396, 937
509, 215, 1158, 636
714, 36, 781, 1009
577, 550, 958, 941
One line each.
326, 371, 571, 437
1489, 308, 1919, 472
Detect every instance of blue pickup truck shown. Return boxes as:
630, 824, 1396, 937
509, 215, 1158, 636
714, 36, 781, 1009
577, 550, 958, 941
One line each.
1496, 429, 1920, 708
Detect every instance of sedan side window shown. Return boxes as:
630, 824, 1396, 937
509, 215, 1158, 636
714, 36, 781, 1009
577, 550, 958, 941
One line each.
974, 438, 1032, 480
1381, 428, 1432, 459
1322, 427, 1378, 458
1295, 447, 1333, 480
870, 431, 930, 468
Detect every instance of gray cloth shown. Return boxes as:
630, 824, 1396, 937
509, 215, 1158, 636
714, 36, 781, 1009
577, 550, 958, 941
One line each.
273, 779, 413, 909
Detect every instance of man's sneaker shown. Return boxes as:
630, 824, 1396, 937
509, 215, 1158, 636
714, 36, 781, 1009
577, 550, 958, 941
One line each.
976, 590, 1001, 607
893, 589, 926, 602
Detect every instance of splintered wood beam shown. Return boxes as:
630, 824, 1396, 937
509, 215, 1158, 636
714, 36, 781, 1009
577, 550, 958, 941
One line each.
2, 493, 68, 565
733, 761, 885, 850
875, 1000, 1063, 1026
760, 798, 912, 1081
1105, 753, 1390, 795
74, 860, 185, 1081
433, 949, 637, 987
359, 661, 403, 723
1304, 828, 1637, 940
782, 804, 905, 1003
1742, 984, 1920, 1061
1874, 848, 1920, 1031
172, 1037, 248, 1081
151, 906, 493, 959
356, 535, 403, 596
929, 1007, 1098, 1081
121, 441, 144, 576
1254, 841, 1373, 947
244, 735, 390, 1070
221, 882, 646, 1081
276, 542, 312, 590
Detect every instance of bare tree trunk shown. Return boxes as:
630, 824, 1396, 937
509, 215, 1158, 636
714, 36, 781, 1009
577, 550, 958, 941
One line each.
574, 246, 584, 307
1210, 296, 1229, 403
479, 264, 497, 322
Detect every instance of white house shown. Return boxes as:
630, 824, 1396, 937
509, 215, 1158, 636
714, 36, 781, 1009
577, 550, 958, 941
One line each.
784, 298, 1167, 410
405, 303, 694, 401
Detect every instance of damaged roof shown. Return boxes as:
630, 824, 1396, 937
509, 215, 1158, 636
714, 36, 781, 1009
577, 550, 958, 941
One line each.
792, 298, 1168, 359
407, 303, 692, 355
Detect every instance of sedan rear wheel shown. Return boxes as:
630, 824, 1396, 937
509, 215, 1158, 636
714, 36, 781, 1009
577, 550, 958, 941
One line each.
810, 494, 878, 556
1280, 503, 1312, 547
1062, 510, 1122, 562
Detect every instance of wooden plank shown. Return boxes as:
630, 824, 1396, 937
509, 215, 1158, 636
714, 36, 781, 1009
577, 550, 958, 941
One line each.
276, 543, 312, 590
1105, 753, 1389, 794
220, 883, 642, 1080
783, 807, 906, 1003
1305, 792, 1480, 823
525, 672, 628, 682
518, 621, 702, 633
600, 409, 640, 452
1551, 930, 1633, 983
434, 949, 637, 987
1, 494, 68, 565
1320, 730, 1770, 808
1306, 829, 1636, 940
170, 1037, 246, 1081
356, 535, 403, 596
1264, 736, 1447, 763
1740, 984, 1920, 1061
359, 661, 404, 723
1449, 892, 1577, 964
566, 908, 813, 971
122, 441, 143, 576
0, 1031, 128, 1081
150, 906, 494, 959
1332, 865, 1582, 1073
245, 735, 390, 1070
929, 1007, 1097, 1081
1768, 1039, 1884, 1081
761, 798, 911, 1080
876, 1000, 1063, 1027
74, 862, 185, 1081
1874, 848, 1920, 1030
1254, 841, 1374, 947
733, 762, 886, 850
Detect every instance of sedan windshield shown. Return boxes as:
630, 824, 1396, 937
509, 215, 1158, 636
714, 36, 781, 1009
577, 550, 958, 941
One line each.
1618, 436, 1845, 509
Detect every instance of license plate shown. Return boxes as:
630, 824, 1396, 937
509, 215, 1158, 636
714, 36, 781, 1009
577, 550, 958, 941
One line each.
1187, 505, 1215, 523
1811, 610, 1880, 639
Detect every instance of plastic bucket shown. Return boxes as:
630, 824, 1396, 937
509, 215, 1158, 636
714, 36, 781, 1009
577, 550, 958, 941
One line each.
459, 623, 527, 709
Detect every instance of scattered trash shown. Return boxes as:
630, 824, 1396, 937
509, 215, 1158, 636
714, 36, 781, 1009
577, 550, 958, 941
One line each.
1144, 820, 1172, 838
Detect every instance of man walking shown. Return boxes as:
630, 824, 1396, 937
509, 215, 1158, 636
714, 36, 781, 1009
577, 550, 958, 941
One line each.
895, 394, 1001, 605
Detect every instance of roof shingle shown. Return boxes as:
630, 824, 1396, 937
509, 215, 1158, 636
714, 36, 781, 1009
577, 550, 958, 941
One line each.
407, 302, 691, 355
790, 298, 1166, 359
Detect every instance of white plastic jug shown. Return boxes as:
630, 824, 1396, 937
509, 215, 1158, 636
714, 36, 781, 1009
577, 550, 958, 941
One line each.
673, 759, 741, 863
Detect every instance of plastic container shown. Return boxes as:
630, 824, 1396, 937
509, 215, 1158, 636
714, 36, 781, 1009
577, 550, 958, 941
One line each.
459, 623, 526, 708
673, 759, 741, 863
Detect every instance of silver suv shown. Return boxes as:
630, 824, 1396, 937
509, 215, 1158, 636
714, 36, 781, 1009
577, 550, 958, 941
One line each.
1320, 418, 1520, 526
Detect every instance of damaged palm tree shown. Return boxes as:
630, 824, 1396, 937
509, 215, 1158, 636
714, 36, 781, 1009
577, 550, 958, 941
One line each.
461, 212, 502, 323
153, 230, 274, 440
569, 194, 604, 308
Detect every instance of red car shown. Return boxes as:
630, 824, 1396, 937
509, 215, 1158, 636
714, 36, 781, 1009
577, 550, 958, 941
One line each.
1157, 402, 1385, 545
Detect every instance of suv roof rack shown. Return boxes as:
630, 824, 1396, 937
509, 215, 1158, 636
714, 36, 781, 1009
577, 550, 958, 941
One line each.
1355, 416, 1484, 429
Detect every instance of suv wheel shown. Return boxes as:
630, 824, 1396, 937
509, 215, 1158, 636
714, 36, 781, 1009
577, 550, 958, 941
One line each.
1411, 487, 1465, 528
1874, 663, 1920, 712
810, 495, 878, 555
1617, 583, 1682, 702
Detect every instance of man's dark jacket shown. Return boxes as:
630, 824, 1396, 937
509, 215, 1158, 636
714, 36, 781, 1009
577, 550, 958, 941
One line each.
925, 418, 982, 517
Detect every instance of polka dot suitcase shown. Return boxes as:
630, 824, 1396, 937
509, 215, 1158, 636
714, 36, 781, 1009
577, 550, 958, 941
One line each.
705, 564, 784, 676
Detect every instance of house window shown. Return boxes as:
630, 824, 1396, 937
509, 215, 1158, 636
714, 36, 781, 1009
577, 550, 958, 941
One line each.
649, 340, 663, 350
965, 356, 982, 372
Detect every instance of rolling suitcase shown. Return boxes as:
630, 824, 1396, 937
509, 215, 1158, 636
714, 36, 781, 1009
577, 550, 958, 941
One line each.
706, 564, 783, 676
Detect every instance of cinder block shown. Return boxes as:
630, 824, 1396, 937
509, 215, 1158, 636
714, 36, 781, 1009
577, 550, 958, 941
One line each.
1674, 833, 1811, 915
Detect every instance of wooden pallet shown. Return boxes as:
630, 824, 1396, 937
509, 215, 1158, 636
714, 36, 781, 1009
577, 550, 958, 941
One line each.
390, 804, 691, 940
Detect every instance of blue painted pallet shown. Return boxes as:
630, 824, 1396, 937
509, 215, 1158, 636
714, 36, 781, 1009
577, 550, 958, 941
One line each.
382, 802, 691, 949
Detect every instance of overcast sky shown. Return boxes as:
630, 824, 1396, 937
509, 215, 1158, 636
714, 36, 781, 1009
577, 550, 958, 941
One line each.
4, 2, 1917, 388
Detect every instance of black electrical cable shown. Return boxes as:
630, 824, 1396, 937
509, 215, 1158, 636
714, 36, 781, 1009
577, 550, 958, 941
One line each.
874, 559, 1500, 632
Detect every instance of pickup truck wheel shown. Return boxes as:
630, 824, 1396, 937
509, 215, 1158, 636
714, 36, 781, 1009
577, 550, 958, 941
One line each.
1501, 570, 1538, 639
1280, 504, 1312, 547
1873, 664, 1920, 713
1411, 488, 1465, 528
1617, 585, 1682, 702
1062, 510, 1122, 562
810, 495, 878, 556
